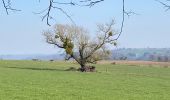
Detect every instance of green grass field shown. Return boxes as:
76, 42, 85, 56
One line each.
0, 60, 170, 100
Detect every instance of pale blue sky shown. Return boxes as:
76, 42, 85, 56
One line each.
0, 0, 170, 55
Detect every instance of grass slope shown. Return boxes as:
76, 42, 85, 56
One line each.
0, 60, 170, 100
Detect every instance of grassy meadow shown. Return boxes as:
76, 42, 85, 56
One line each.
0, 60, 170, 100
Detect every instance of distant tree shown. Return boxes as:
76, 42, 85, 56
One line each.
128, 53, 136, 57
163, 56, 169, 62
143, 52, 149, 57
149, 54, 155, 61
157, 56, 162, 62
119, 56, 127, 60
32, 59, 39, 61
43, 20, 117, 72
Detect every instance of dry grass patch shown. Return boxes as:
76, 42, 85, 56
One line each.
98, 60, 170, 68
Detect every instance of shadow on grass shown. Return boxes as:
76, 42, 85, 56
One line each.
4, 66, 68, 72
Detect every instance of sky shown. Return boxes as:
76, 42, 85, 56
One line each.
0, 0, 170, 55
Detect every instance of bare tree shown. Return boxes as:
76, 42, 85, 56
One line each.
43, 20, 117, 72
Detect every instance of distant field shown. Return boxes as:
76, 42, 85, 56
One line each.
98, 60, 170, 67
0, 60, 170, 100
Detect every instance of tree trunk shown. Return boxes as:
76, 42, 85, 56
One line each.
80, 64, 86, 72
79, 64, 96, 72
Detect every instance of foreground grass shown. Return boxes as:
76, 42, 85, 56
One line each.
0, 60, 170, 100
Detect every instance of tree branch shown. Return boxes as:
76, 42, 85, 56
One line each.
114, 0, 125, 41
43, 31, 64, 48
156, 0, 170, 11
80, 0, 104, 7
34, 0, 104, 26
84, 20, 115, 60
1, 0, 21, 14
